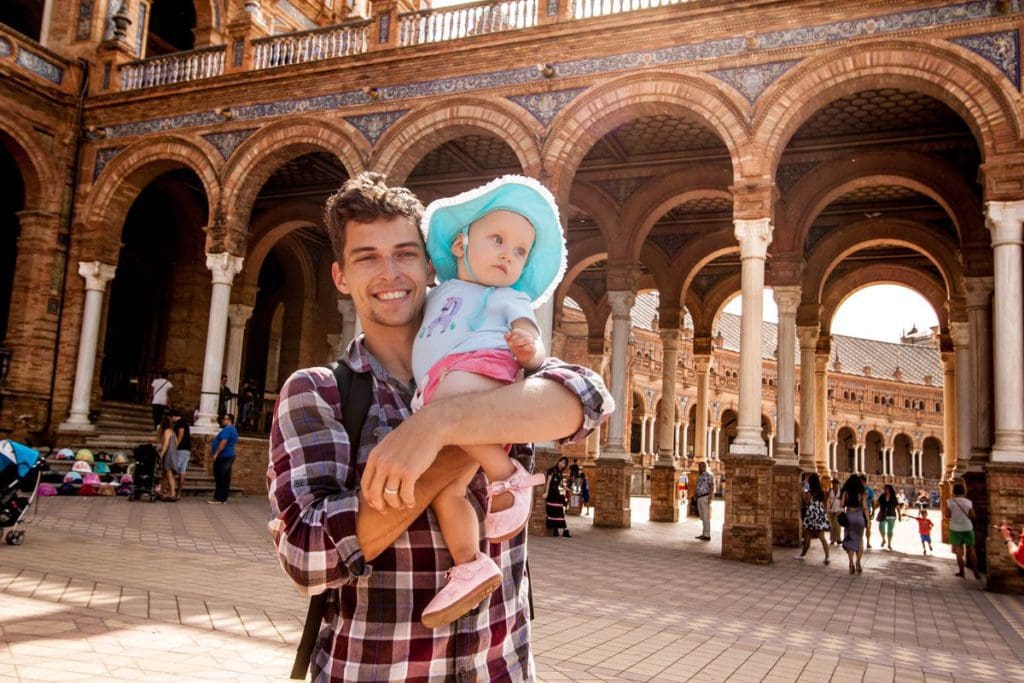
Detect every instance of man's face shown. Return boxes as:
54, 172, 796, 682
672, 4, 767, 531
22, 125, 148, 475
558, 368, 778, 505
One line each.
698, 462, 706, 473
332, 216, 432, 333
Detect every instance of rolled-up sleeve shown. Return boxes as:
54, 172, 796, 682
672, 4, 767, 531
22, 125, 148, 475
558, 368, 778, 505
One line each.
527, 357, 614, 443
267, 368, 368, 596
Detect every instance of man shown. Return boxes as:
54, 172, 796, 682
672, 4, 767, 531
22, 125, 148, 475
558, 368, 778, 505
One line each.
267, 173, 612, 682
209, 413, 238, 504
695, 461, 714, 541
218, 374, 234, 418
150, 370, 172, 429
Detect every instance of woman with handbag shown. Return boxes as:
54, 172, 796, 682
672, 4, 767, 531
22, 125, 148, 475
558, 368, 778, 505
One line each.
947, 482, 981, 579
795, 473, 830, 564
840, 474, 868, 574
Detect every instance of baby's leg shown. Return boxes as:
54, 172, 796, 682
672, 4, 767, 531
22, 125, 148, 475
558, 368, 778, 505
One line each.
431, 465, 483, 565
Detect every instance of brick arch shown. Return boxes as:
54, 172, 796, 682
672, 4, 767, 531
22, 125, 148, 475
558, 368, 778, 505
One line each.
638, 243, 673, 301
623, 167, 732, 264
0, 115, 59, 212
776, 151, 985, 254
193, 0, 220, 31
559, 281, 605, 342
543, 72, 748, 202
698, 272, 742, 339
802, 219, 963, 311
79, 136, 220, 262
222, 118, 365, 248
821, 264, 948, 337
569, 181, 617, 248
239, 198, 323, 291
274, 232, 318, 299
371, 98, 541, 183
676, 229, 739, 310
753, 40, 1023, 177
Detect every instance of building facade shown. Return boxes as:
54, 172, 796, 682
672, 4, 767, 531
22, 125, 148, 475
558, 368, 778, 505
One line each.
2, 0, 1023, 589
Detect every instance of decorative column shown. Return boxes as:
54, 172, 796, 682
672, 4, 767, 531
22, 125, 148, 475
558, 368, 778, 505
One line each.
194, 253, 245, 433
722, 216, 774, 564
59, 262, 117, 432
941, 350, 957, 479
639, 416, 648, 455
689, 346, 712, 518
813, 343, 830, 476
964, 277, 993, 466
594, 290, 635, 528
797, 326, 818, 472
679, 423, 688, 459
985, 201, 1024, 462
587, 348, 604, 461
224, 304, 253, 400
338, 297, 357, 350
651, 326, 682, 522
770, 286, 801, 546
949, 322, 972, 478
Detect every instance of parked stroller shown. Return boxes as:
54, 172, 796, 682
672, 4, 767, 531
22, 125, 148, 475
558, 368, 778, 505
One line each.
0, 439, 42, 545
129, 443, 160, 502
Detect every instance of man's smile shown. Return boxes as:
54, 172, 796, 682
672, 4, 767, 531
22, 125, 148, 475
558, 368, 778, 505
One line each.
375, 289, 410, 301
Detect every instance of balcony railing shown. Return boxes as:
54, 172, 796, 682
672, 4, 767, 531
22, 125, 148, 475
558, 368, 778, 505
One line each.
252, 21, 371, 70
399, 0, 538, 47
571, 0, 687, 19
120, 45, 226, 90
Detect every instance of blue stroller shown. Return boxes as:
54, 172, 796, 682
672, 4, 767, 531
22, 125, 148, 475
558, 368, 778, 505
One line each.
0, 439, 42, 545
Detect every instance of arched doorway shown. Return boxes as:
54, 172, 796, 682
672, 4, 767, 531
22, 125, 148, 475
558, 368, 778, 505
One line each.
145, 0, 197, 57
865, 430, 885, 477
0, 141, 24, 352
893, 433, 914, 477
922, 436, 943, 480
837, 426, 856, 474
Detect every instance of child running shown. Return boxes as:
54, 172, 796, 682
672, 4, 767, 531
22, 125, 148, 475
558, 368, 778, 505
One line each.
412, 175, 565, 629
905, 509, 935, 554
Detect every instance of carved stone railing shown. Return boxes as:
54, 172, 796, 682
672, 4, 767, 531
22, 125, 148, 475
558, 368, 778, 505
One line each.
571, 0, 687, 19
252, 21, 371, 70
399, 0, 538, 47
120, 45, 226, 90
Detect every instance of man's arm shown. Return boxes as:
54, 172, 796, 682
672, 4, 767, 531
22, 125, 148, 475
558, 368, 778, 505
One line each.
362, 357, 613, 511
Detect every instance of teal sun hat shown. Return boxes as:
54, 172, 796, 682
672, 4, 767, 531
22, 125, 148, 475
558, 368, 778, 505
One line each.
422, 175, 566, 307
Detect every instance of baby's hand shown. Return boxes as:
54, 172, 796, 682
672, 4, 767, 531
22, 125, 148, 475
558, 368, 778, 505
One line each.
506, 328, 538, 365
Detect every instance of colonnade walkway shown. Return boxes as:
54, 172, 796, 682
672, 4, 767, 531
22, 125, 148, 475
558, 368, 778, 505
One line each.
0, 496, 1021, 682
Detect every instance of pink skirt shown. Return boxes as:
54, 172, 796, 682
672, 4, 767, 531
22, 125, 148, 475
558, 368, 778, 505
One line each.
413, 348, 521, 411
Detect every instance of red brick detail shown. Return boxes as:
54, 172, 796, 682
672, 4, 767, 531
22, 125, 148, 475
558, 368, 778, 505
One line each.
753, 40, 1024, 178
593, 458, 632, 528
0, 116, 61, 212
983, 464, 1024, 593
649, 464, 680, 523
721, 455, 774, 564
78, 136, 221, 262
544, 72, 748, 204
370, 98, 541, 183
238, 199, 325, 290
771, 464, 802, 547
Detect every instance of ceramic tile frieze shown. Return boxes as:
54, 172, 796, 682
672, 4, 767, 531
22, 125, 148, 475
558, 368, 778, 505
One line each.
951, 30, 1020, 88
507, 87, 587, 126
15, 49, 63, 84
201, 129, 256, 159
709, 60, 800, 104
76, 0, 94, 40
0, 37, 11, 57
92, 146, 125, 181
344, 110, 408, 145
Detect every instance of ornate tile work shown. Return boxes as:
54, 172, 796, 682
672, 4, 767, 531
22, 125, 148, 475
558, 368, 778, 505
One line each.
278, 0, 318, 29
507, 87, 587, 126
202, 129, 256, 159
951, 30, 1019, 88
0, 37, 11, 57
93, 146, 125, 181
344, 110, 408, 144
547, 0, 559, 16
16, 49, 63, 84
102, 61, 111, 90
596, 177, 645, 204
213, 0, 221, 28
775, 161, 819, 193
648, 233, 689, 259
709, 60, 799, 104
77, 0, 94, 40
378, 14, 390, 44
233, 40, 244, 67
135, 2, 147, 57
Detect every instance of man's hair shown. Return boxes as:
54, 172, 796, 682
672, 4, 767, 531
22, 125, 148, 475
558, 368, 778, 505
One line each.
224, 413, 235, 423
953, 482, 966, 496
323, 172, 424, 265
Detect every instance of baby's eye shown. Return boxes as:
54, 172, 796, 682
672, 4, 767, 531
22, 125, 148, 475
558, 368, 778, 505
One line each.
492, 235, 503, 244
514, 247, 527, 258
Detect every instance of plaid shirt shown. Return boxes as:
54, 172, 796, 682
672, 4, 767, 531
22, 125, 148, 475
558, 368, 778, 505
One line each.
696, 470, 714, 497
268, 338, 613, 682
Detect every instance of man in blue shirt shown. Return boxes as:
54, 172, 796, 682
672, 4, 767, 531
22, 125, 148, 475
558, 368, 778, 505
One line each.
210, 413, 239, 504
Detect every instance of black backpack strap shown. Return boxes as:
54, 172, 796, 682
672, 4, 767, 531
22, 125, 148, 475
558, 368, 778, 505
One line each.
291, 361, 373, 680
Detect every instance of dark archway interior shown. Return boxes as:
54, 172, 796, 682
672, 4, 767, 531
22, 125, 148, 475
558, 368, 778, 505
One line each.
243, 249, 285, 398
0, 0, 44, 42
0, 143, 25, 346
146, 0, 197, 57
101, 169, 207, 402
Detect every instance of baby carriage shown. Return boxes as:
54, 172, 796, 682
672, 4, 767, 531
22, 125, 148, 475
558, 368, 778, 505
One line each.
0, 439, 42, 545
129, 443, 160, 502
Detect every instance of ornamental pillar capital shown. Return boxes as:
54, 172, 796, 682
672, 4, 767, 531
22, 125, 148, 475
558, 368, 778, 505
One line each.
78, 261, 117, 292
206, 252, 244, 285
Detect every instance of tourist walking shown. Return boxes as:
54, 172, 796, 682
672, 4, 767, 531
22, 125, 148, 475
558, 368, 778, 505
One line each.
861, 475, 875, 548
694, 461, 714, 541
947, 482, 981, 579
545, 457, 571, 537
840, 475, 868, 574
876, 484, 901, 550
170, 407, 191, 498
795, 473, 830, 564
209, 413, 238, 504
904, 508, 934, 554
156, 413, 179, 501
828, 477, 843, 545
150, 370, 173, 429
579, 470, 591, 516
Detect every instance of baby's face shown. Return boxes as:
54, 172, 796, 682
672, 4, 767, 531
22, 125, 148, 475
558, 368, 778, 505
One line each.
453, 210, 535, 288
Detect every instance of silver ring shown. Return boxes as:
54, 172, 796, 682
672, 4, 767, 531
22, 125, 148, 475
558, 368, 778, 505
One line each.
383, 486, 399, 495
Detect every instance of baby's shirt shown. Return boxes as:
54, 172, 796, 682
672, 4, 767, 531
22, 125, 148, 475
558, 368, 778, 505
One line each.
412, 279, 535, 385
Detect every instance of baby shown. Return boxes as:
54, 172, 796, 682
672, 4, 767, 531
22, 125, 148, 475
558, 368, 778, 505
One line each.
412, 175, 565, 629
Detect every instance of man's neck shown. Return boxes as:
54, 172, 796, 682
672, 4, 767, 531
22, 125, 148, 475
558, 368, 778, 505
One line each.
362, 325, 417, 384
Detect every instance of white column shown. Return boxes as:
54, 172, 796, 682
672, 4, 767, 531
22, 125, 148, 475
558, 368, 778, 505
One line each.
225, 304, 253, 399
337, 298, 357, 350
949, 322, 972, 477
814, 350, 829, 474
713, 426, 721, 459
601, 290, 635, 460
639, 416, 648, 455
941, 350, 956, 478
588, 352, 604, 460
649, 417, 657, 457
680, 423, 688, 459
767, 434, 774, 458
39, 0, 54, 46
694, 354, 710, 464
857, 444, 865, 474
986, 201, 1024, 461
830, 442, 837, 473
964, 277, 993, 465
773, 286, 800, 466
59, 262, 117, 431
730, 218, 772, 455
797, 326, 818, 471
194, 253, 245, 433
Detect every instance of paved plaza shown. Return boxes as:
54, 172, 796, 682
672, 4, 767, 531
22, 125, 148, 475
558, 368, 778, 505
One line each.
1, 495, 1022, 682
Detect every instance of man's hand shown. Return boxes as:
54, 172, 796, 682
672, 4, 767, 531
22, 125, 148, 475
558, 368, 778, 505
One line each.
361, 409, 445, 511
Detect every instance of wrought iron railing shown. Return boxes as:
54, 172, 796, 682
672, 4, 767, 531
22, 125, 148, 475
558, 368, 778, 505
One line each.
399, 0, 538, 47
120, 45, 226, 90
252, 21, 371, 69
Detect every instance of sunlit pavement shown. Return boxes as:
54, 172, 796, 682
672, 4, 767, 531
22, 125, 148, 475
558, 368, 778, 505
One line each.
1, 496, 1022, 682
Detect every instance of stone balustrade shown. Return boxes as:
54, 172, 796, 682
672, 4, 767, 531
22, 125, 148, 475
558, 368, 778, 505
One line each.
399, 0, 539, 47
571, 0, 687, 19
252, 21, 372, 70
120, 45, 226, 90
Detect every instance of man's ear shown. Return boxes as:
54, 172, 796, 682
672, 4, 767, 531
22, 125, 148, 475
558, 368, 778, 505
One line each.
332, 261, 350, 295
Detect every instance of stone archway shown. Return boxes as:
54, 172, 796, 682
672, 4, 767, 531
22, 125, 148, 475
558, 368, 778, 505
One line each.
865, 430, 885, 477
894, 433, 914, 478
837, 426, 857, 474
922, 436, 943, 480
